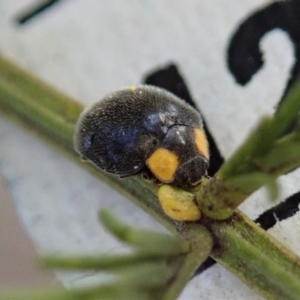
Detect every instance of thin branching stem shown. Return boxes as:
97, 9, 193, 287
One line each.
1, 54, 300, 299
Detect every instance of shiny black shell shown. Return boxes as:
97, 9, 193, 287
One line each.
74, 85, 208, 187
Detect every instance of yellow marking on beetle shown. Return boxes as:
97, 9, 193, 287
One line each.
158, 185, 201, 221
194, 128, 209, 159
129, 86, 137, 91
146, 148, 179, 183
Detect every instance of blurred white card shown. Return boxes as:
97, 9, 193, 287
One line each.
0, 1, 300, 299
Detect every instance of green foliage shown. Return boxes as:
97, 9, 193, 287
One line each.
99, 210, 189, 255
1, 55, 300, 299
0, 210, 206, 300
196, 82, 300, 219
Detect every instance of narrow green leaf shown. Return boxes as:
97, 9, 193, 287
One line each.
0, 285, 152, 300
0, 79, 75, 151
115, 260, 178, 288
0, 56, 82, 123
218, 117, 273, 179
41, 252, 172, 270
99, 210, 189, 255
272, 81, 300, 138
259, 139, 300, 173
225, 172, 278, 199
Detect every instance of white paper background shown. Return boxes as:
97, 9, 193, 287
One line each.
0, 1, 299, 299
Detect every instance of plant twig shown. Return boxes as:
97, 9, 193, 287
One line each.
1, 54, 300, 299
205, 211, 300, 300
196, 82, 300, 220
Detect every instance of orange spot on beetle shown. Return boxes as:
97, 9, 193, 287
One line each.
194, 128, 209, 159
146, 148, 179, 183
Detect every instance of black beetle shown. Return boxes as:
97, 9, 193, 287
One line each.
74, 85, 209, 188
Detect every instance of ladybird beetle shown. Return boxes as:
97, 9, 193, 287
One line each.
74, 85, 209, 188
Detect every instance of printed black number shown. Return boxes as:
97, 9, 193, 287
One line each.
227, 0, 300, 232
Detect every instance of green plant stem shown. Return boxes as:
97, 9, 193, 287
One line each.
164, 254, 200, 300
1, 54, 300, 299
206, 211, 300, 300
0, 56, 174, 230
197, 82, 300, 220
41, 253, 178, 270
196, 113, 300, 220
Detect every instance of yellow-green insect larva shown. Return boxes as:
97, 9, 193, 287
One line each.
157, 185, 201, 221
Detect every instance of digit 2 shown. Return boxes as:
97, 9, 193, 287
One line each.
227, 0, 300, 249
